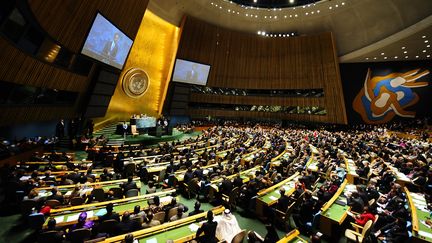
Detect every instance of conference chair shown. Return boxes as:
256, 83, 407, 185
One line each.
109, 187, 124, 199
184, 178, 199, 199
37, 230, 61, 243
69, 228, 92, 243
231, 230, 246, 243
97, 219, 120, 237
92, 188, 106, 202
28, 213, 45, 230
222, 187, 240, 211
167, 207, 178, 220
131, 125, 139, 137
274, 201, 297, 232
45, 199, 61, 209
70, 197, 85, 206
20, 199, 37, 216
124, 163, 136, 178
153, 211, 166, 224
125, 189, 139, 198
344, 220, 373, 243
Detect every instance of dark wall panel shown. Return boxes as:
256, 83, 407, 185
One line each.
175, 16, 347, 124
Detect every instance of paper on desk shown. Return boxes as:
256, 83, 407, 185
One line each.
189, 223, 200, 232
146, 238, 157, 243
86, 211, 94, 218
67, 213, 80, 222
65, 191, 72, 196
269, 196, 278, 201
418, 230, 432, 239
421, 220, 432, 229
96, 208, 107, 217
54, 215, 64, 223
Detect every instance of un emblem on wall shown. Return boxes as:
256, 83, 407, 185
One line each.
122, 68, 149, 98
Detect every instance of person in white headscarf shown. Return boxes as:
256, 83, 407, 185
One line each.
215, 209, 242, 242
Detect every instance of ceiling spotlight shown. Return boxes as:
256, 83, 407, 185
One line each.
329, 6, 332, 9
416, 55, 419, 58
403, 51, 407, 54
335, 4, 339, 7
401, 46, 406, 49
405, 56, 409, 59
257, 31, 261, 35
423, 50, 427, 53
374, 57, 377, 60
422, 35, 427, 39
381, 52, 385, 55
289, 0, 295, 4
425, 40, 429, 43
427, 45, 431, 48
384, 57, 388, 59
365, 58, 369, 60
342, 2, 345, 5
427, 55, 431, 58
254, 0, 257, 2
394, 56, 398, 59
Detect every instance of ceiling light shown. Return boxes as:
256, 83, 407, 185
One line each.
381, 52, 385, 55
394, 56, 398, 59
305, 12, 309, 15
374, 57, 377, 60
401, 46, 406, 49
427, 55, 431, 58
423, 50, 427, 53
365, 58, 369, 60
284, 15, 287, 18
425, 40, 429, 43
403, 51, 407, 54
405, 56, 408, 59
342, 2, 345, 5
422, 35, 427, 39
416, 55, 419, 58
384, 57, 388, 59
335, 4, 339, 7
317, 10, 320, 13
329, 6, 332, 9
289, 0, 295, 4
427, 45, 430, 48
257, 31, 261, 35
254, 0, 257, 2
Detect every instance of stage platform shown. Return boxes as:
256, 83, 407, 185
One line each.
94, 123, 201, 146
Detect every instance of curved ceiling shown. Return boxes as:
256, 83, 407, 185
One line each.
148, 0, 432, 62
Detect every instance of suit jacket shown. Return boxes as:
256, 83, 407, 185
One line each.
196, 221, 218, 243
99, 212, 120, 222
102, 40, 118, 59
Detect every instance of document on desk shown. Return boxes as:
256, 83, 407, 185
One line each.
189, 223, 200, 232
146, 238, 157, 243
269, 196, 278, 201
96, 208, 107, 216
54, 215, 64, 223
67, 213, 80, 222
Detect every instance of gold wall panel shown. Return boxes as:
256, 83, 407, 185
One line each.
96, 10, 180, 128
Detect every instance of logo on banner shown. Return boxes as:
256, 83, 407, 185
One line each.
353, 68, 429, 124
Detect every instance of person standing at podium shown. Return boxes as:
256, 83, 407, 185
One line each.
122, 121, 128, 140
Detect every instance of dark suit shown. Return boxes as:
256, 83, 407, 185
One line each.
98, 212, 120, 222
277, 194, 290, 212
118, 219, 141, 234
102, 40, 118, 60
196, 221, 218, 243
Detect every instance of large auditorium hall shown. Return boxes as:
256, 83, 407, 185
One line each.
1, 0, 432, 242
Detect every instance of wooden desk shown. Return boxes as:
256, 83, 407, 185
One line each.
405, 187, 432, 243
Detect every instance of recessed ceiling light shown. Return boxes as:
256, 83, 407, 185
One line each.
257, 31, 261, 34
384, 57, 388, 59
394, 56, 398, 59
284, 15, 287, 18
422, 35, 427, 39
317, 10, 320, 13
365, 57, 369, 60
381, 52, 385, 55
374, 57, 377, 60
401, 46, 406, 49
427, 55, 431, 58
329, 6, 332, 9
342, 2, 345, 5
403, 51, 407, 54
416, 55, 419, 58
423, 50, 427, 53
425, 40, 429, 43
305, 12, 309, 15
427, 45, 431, 48
405, 56, 409, 59
254, 0, 257, 2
